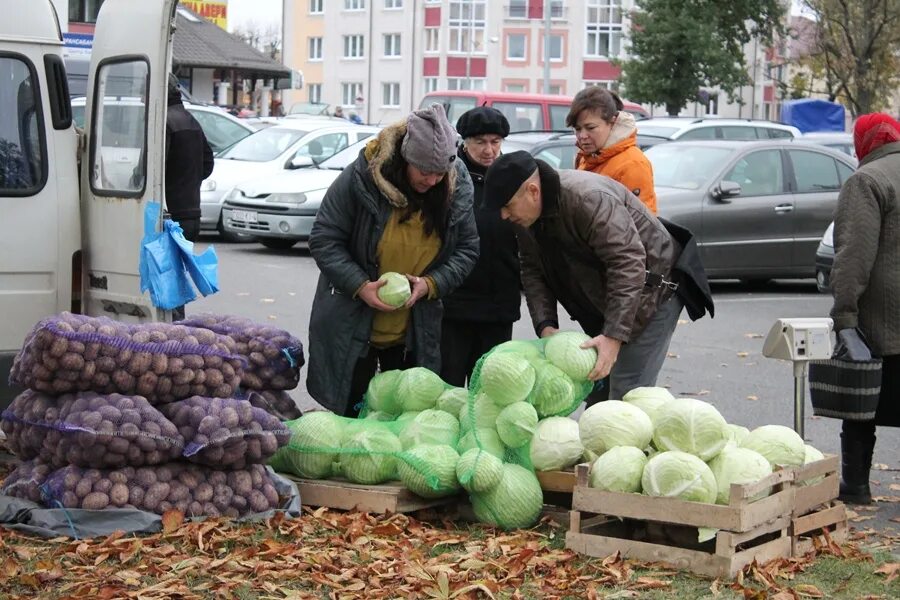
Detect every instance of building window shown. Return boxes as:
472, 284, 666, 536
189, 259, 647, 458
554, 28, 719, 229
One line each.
506, 33, 526, 61
447, 77, 486, 91
543, 34, 563, 62
424, 77, 439, 94
384, 33, 402, 57
69, 0, 104, 23
342, 82, 364, 106
308, 83, 322, 104
449, 0, 487, 54
343, 35, 365, 59
384, 0, 403, 7
425, 28, 440, 53
505, 83, 526, 93
584, 80, 620, 92
309, 0, 324, 13
548, 83, 563, 95
382, 82, 401, 107
508, 0, 563, 19
308, 37, 323, 61
344, 0, 366, 10
586, 0, 623, 58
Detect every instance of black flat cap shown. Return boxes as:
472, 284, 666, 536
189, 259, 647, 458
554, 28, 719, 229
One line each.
482, 151, 538, 211
456, 106, 511, 139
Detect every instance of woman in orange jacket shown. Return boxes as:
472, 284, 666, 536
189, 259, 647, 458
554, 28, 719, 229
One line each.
567, 87, 657, 214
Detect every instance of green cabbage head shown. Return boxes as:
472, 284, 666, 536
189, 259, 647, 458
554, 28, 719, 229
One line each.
471, 463, 543, 530
495, 401, 538, 448
397, 367, 445, 412
456, 448, 503, 493
641, 450, 718, 503
341, 428, 402, 484
622, 386, 674, 423
528, 359, 577, 417
376, 272, 411, 307
436, 387, 469, 417
740, 425, 806, 468
707, 446, 773, 505
284, 412, 345, 479
396, 444, 460, 498
579, 400, 654, 456
457, 427, 507, 459
478, 351, 536, 406
544, 331, 597, 381
589, 446, 647, 493
530, 416, 584, 471
652, 398, 729, 461
399, 409, 460, 449
365, 369, 403, 415
799, 444, 826, 486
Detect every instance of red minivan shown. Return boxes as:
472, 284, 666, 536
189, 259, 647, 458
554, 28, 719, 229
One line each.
420, 90, 649, 133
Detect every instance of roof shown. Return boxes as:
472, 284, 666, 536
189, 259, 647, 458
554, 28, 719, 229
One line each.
173, 6, 289, 79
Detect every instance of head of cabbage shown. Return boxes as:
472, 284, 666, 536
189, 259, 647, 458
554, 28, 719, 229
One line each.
456, 448, 503, 493
399, 409, 460, 449
495, 402, 538, 448
530, 416, 584, 471
283, 412, 345, 479
459, 392, 502, 432
544, 331, 598, 382
365, 370, 403, 415
589, 446, 647, 493
621, 386, 674, 423
579, 400, 654, 456
396, 444, 460, 498
397, 367, 446, 412
376, 272, 411, 308
707, 446, 772, 504
799, 444, 826, 486
528, 360, 579, 418
652, 398, 728, 461
642, 451, 718, 504
470, 463, 543, 530
340, 428, 402, 484
477, 351, 536, 406
740, 425, 806, 468
436, 387, 469, 417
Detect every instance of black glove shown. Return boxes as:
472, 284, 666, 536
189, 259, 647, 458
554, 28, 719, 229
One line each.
837, 328, 872, 361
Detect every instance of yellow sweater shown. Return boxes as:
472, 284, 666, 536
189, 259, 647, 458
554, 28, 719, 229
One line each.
370, 209, 441, 347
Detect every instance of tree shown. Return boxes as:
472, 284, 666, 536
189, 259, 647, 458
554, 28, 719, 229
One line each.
619, 0, 784, 115
233, 21, 281, 59
801, 0, 900, 116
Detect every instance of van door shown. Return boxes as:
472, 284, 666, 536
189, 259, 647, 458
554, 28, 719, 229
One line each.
80, 0, 178, 322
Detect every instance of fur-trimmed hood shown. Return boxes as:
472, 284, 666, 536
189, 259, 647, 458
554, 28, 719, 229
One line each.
362, 119, 458, 209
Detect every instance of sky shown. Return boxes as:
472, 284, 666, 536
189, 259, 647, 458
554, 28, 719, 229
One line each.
227, 0, 282, 33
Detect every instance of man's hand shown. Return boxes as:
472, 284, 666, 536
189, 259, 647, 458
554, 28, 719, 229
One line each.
580, 335, 623, 382
358, 280, 397, 312
404, 275, 430, 308
540, 326, 560, 338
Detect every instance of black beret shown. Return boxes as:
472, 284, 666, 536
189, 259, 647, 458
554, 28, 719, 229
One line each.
482, 150, 538, 211
456, 106, 511, 139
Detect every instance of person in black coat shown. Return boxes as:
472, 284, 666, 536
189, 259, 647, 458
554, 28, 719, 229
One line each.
165, 74, 213, 242
440, 107, 521, 386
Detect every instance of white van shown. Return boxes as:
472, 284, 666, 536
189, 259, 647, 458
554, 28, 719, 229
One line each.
0, 0, 178, 407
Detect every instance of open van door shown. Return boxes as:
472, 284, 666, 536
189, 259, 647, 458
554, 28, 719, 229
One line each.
80, 0, 178, 322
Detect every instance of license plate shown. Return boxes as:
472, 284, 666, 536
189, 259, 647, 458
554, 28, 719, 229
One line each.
231, 210, 258, 224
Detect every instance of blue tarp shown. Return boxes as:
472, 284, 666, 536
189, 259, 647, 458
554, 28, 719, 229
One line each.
781, 99, 846, 133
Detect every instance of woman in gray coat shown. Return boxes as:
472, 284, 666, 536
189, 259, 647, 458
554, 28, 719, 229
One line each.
306, 104, 478, 417
830, 113, 900, 504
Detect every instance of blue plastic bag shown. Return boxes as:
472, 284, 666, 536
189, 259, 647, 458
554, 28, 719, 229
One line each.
139, 202, 219, 310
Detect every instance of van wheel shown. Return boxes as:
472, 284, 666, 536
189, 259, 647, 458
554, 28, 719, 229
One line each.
217, 217, 252, 243
260, 239, 297, 250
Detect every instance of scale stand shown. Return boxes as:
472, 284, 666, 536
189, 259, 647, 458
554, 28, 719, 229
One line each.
762, 318, 834, 439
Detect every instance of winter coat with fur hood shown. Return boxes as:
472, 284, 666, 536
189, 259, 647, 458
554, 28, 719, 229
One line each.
574, 111, 657, 214
306, 120, 479, 414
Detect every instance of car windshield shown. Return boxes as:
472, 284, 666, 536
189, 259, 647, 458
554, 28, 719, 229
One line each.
645, 145, 735, 190
637, 125, 680, 138
219, 127, 308, 161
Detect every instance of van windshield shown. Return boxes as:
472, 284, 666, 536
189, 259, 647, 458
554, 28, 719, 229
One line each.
419, 95, 477, 126
493, 102, 543, 133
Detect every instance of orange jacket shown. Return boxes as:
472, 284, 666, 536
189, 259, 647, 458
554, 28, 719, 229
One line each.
575, 129, 657, 215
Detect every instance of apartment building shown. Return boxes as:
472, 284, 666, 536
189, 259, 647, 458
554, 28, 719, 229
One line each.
282, 0, 782, 123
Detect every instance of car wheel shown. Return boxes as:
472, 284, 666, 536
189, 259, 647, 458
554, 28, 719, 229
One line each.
260, 239, 298, 250
740, 278, 771, 288
217, 217, 253, 243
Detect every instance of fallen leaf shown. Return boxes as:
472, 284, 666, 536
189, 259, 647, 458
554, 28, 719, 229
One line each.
793, 583, 824, 598
747, 395, 759, 401
268, 315, 278, 320
260, 298, 275, 303
697, 390, 710, 396
677, 319, 689, 325
874, 562, 899, 584
850, 515, 875, 523
236, 292, 250, 296
666, 352, 679, 358
873, 463, 890, 470
737, 351, 750, 358
161, 509, 184, 534
890, 484, 900, 491
744, 333, 764, 339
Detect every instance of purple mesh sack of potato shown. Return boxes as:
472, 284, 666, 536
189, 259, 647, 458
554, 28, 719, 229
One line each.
244, 390, 302, 421
9, 312, 245, 403
158, 397, 290, 469
177, 314, 304, 390
0, 390, 184, 469
40, 463, 280, 517
0, 459, 52, 503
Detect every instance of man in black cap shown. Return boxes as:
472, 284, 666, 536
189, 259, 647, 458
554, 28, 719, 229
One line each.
483, 151, 713, 399
440, 107, 520, 386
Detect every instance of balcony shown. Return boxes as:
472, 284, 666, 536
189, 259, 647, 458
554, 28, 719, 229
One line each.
505, 3, 567, 21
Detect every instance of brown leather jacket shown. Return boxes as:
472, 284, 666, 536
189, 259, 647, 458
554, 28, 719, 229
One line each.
518, 162, 679, 342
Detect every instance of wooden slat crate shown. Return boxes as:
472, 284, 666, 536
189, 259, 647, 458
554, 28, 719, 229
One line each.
536, 470, 576, 493
791, 500, 848, 556
565, 463, 795, 578
792, 454, 840, 516
789, 455, 846, 556
284, 475, 459, 514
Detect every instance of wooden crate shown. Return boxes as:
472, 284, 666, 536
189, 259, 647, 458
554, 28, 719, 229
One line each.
565, 463, 795, 578
791, 500, 848, 556
791, 454, 840, 516
285, 476, 459, 514
537, 470, 576, 493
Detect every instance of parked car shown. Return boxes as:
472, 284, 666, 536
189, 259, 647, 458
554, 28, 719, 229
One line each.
815, 222, 835, 293
800, 132, 855, 158
201, 121, 379, 239
71, 97, 256, 155
220, 139, 370, 249
420, 90, 649, 133
502, 131, 668, 169
638, 117, 801, 141
645, 140, 856, 283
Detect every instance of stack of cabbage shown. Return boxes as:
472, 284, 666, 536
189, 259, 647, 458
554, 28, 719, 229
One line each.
270, 333, 599, 530
580, 388, 825, 505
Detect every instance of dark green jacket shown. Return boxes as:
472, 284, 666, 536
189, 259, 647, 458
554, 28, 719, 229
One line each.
306, 121, 478, 414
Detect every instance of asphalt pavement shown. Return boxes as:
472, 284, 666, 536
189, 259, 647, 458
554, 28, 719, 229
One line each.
192, 238, 898, 545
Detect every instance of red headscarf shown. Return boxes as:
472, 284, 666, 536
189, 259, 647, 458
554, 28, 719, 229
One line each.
854, 113, 900, 160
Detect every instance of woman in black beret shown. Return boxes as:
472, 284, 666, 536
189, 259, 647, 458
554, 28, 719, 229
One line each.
440, 107, 522, 386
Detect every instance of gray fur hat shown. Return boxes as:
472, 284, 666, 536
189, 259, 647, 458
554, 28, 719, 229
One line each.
401, 103, 458, 173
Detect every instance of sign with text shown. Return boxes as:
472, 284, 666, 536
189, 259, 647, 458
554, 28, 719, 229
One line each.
181, 0, 228, 29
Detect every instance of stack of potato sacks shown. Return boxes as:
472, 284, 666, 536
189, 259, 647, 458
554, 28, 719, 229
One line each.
0, 312, 299, 518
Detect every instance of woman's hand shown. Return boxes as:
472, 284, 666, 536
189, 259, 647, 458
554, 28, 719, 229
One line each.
581, 335, 623, 381
358, 280, 397, 312
404, 275, 430, 308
